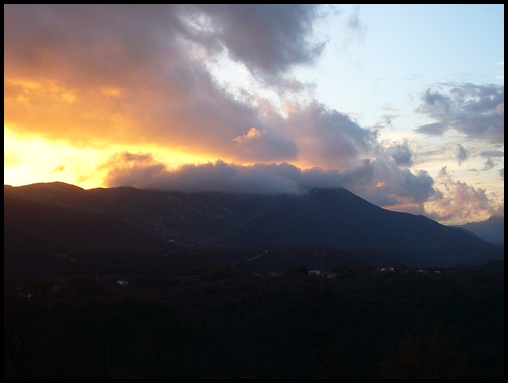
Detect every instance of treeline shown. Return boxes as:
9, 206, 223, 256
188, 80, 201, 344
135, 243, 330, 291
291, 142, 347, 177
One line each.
4, 262, 504, 379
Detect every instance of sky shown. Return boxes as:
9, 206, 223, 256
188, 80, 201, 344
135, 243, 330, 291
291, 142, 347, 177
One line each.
4, 4, 504, 226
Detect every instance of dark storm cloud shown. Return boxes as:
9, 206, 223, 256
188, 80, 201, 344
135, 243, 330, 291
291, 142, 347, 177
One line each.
415, 83, 504, 143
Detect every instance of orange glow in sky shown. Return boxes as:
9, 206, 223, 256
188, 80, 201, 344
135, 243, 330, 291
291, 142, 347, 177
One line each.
4, 4, 504, 225
4, 126, 215, 190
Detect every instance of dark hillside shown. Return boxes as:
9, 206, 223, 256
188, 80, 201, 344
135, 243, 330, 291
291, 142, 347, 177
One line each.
4, 183, 503, 276
4, 263, 503, 379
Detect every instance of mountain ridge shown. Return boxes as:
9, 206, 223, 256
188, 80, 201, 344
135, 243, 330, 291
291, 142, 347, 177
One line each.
452, 215, 504, 247
4, 182, 502, 272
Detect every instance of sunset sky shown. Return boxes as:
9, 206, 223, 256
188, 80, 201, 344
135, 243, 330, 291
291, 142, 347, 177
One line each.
4, 4, 504, 225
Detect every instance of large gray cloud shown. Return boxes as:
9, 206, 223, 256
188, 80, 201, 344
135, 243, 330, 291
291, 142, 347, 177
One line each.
360, 162, 436, 207
388, 140, 413, 167
5, 4, 327, 86
4, 4, 502, 225
415, 83, 504, 144
186, 4, 327, 84
4, 4, 324, 160
102, 152, 374, 194
100, 149, 437, 213
284, 101, 378, 169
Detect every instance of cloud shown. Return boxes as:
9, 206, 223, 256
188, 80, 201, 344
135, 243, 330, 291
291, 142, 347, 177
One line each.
101, 152, 373, 194
100, 152, 167, 189
99, 149, 441, 218
2, 4, 331, 164
52, 165, 66, 173
371, 113, 397, 130
496, 61, 504, 79
230, 123, 299, 162
424, 166, 500, 223
233, 128, 263, 143
415, 122, 448, 136
188, 4, 327, 85
284, 101, 378, 169
4, 5, 502, 225
483, 157, 494, 170
417, 89, 451, 119
415, 83, 504, 144
479, 150, 504, 158
365, 164, 435, 206
388, 140, 413, 167
479, 150, 504, 171
0, 4, 439, 180
345, 5, 366, 41
456, 144, 470, 165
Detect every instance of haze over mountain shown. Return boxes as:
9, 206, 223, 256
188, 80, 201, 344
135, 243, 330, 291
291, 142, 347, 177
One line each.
4, 182, 502, 273
452, 215, 504, 248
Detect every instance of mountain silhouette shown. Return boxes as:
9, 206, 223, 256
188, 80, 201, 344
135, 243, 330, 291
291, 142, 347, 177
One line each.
4, 182, 502, 275
452, 215, 504, 247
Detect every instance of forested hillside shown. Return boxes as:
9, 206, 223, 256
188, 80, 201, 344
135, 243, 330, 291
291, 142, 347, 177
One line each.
4, 262, 504, 379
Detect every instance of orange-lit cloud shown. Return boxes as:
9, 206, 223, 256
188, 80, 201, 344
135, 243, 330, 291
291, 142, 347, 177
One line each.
424, 167, 503, 224
233, 128, 263, 143
4, 4, 504, 225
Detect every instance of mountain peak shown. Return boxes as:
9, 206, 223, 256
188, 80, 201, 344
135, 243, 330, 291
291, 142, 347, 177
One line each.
4, 182, 502, 269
